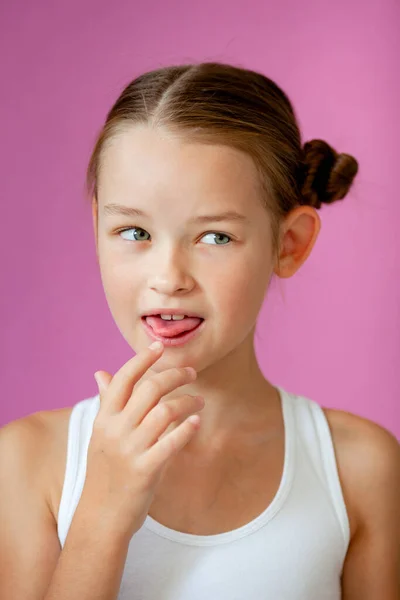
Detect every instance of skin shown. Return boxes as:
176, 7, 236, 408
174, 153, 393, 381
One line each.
0, 123, 397, 600
90, 123, 400, 599
92, 123, 320, 448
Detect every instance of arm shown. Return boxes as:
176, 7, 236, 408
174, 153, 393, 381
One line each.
337, 416, 400, 599
45, 505, 130, 600
0, 415, 130, 600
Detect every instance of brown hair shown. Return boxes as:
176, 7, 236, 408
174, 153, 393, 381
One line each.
86, 61, 359, 267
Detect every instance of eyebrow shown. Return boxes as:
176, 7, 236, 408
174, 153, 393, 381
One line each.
103, 203, 249, 224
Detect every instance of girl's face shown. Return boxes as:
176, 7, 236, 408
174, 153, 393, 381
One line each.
93, 125, 275, 373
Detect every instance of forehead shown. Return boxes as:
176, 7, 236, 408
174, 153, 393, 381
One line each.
97, 125, 263, 207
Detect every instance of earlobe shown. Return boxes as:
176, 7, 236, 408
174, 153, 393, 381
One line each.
273, 206, 321, 279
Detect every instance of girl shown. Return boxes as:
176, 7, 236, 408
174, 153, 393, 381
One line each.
1, 62, 399, 600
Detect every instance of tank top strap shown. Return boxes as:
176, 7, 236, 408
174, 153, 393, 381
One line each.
56, 389, 350, 555
57, 394, 100, 548
288, 391, 350, 552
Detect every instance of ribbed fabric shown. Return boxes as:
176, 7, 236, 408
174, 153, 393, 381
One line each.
57, 386, 350, 599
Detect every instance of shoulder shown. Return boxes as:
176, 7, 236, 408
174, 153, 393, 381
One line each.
0, 406, 73, 520
322, 406, 400, 540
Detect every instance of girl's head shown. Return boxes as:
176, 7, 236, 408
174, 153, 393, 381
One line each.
87, 62, 358, 373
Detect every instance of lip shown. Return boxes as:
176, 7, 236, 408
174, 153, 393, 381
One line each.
140, 308, 204, 318
141, 315, 205, 347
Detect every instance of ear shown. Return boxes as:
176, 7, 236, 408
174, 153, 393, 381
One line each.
91, 197, 99, 262
273, 206, 321, 278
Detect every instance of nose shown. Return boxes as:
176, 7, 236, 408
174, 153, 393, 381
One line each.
147, 246, 195, 295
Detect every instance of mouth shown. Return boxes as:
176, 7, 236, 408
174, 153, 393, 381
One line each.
141, 314, 205, 347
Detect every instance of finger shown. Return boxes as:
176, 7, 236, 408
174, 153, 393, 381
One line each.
122, 367, 197, 426
130, 394, 204, 450
94, 371, 113, 398
99, 342, 164, 416
138, 414, 201, 473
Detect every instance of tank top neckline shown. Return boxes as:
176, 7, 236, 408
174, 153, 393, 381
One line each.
143, 386, 296, 546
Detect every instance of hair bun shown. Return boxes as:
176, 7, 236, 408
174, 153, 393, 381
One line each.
299, 139, 359, 208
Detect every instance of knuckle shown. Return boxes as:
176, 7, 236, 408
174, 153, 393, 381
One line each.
94, 414, 122, 438
118, 369, 136, 389
92, 415, 105, 431
181, 394, 199, 410
91, 421, 124, 454
93, 417, 112, 439
155, 402, 175, 422
165, 434, 178, 455
170, 367, 186, 379
102, 423, 122, 444
133, 455, 149, 477
118, 438, 132, 459
142, 378, 161, 397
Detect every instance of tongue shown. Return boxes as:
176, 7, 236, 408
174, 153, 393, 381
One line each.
146, 316, 203, 338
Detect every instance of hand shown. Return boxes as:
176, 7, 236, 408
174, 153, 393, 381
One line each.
79, 342, 204, 542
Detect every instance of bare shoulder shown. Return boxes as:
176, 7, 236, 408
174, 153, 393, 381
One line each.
0, 406, 73, 520
322, 406, 400, 540
0, 408, 75, 598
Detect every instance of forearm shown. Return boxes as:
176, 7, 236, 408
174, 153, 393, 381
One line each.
44, 509, 130, 600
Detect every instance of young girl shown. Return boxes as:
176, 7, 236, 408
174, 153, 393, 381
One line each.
1, 62, 399, 600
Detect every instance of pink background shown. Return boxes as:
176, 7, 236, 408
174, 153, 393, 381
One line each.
1, 0, 399, 439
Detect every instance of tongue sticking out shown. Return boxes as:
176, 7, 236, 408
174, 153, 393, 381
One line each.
145, 316, 203, 338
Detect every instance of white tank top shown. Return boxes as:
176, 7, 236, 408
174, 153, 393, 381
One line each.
57, 386, 350, 599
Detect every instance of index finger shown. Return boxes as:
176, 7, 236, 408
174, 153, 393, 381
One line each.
100, 342, 164, 416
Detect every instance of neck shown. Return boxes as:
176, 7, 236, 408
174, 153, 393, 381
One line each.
147, 331, 279, 447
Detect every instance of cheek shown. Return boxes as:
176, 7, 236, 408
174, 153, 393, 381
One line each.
98, 258, 138, 314
212, 254, 271, 327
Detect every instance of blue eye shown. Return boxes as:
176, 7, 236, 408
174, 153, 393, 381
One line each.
118, 227, 150, 241
117, 228, 232, 245
201, 232, 231, 245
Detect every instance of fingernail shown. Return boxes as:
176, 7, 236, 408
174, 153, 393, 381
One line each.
149, 341, 163, 351
184, 367, 197, 378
